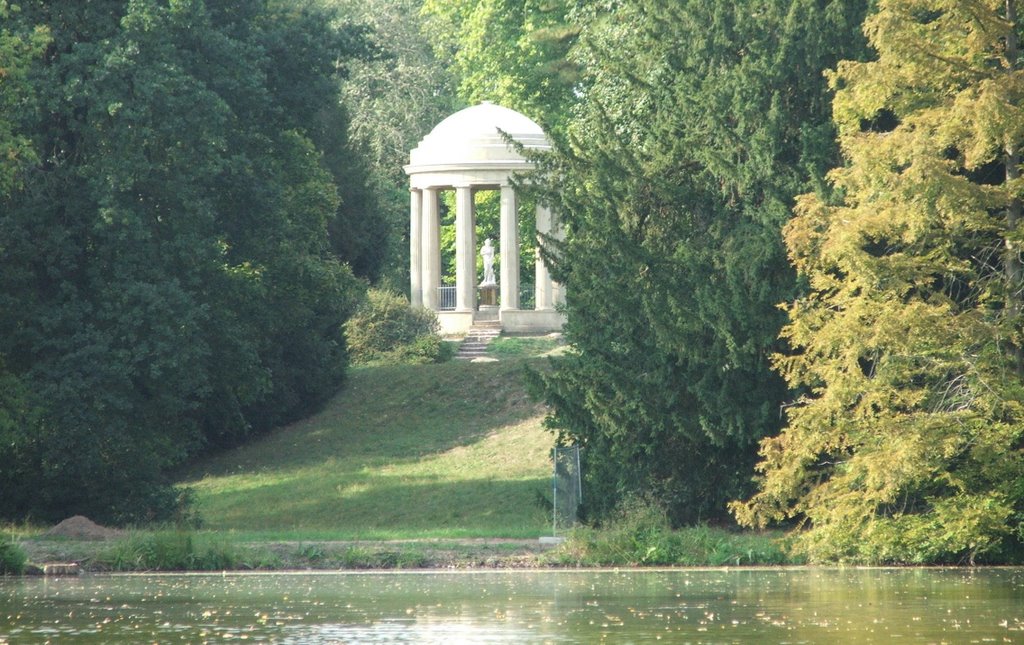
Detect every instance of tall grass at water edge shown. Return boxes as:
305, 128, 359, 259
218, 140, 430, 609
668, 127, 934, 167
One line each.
92, 531, 436, 571
0, 535, 27, 574
548, 498, 794, 567
95, 531, 248, 571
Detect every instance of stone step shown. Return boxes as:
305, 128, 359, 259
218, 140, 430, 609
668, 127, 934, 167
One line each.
454, 324, 504, 361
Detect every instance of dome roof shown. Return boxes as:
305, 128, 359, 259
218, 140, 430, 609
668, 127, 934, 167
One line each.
407, 102, 551, 172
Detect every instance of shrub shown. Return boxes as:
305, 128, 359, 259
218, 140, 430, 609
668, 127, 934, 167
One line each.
344, 289, 446, 364
0, 536, 27, 575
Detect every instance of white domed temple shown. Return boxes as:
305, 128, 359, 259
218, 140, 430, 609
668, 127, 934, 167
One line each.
405, 102, 565, 334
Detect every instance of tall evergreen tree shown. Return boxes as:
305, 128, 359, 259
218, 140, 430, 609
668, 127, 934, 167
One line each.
734, 0, 1024, 563
530, 0, 867, 524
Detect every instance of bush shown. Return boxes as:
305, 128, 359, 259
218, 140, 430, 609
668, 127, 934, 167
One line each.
344, 289, 446, 364
390, 333, 457, 364
0, 536, 27, 575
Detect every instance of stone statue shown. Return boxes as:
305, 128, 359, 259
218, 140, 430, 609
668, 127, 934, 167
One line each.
481, 238, 496, 286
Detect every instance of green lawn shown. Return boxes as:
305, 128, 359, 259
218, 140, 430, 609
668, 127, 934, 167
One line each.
180, 359, 553, 539
486, 334, 566, 358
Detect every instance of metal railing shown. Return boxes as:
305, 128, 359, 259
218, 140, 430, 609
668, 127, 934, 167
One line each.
519, 282, 535, 310
438, 282, 535, 311
438, 285, 456, 311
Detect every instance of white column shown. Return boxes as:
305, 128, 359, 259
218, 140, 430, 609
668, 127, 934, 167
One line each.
455, 186, 476, 312
534, 202, 554, 310
409, 188, 423, 307
422, 187, 441, 311
500, 183, 520, 311
552, 208, 566, 306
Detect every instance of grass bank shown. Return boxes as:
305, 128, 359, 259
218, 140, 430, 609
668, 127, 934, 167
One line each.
179, 359, 553, 539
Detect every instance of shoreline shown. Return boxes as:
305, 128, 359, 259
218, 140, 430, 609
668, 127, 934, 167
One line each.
16, 536, 1021, 574
18, 536, 558, 574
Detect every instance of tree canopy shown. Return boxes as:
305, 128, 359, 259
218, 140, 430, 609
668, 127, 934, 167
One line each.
734, 0, 1024, 564
330, 0, 460, 289
0, 0, 379, 523
0, 1, 49, 194
527, 0, 868, 524
421, 0, 578, 131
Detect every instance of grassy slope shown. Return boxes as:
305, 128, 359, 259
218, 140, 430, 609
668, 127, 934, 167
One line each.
180, 360, 553, 539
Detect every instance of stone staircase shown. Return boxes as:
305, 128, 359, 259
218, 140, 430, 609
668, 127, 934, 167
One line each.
455, 321, 502, 361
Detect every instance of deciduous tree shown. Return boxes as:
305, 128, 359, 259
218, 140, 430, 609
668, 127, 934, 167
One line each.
331, 0, 459, 288
421, 0, 578, 131
0, 0, 49, 194
0, 0, 374, 523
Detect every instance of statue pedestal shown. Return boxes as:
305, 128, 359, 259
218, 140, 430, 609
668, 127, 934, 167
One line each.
478, 284, 498, 307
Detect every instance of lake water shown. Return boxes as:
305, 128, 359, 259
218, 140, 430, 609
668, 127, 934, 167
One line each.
1, 568, 1022, 643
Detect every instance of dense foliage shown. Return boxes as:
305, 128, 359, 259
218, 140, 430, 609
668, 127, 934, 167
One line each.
421, 0, 578, 132
330, 0, 460, 289
0, 1, 49, 194
0, 0, 379, 524
734, 0, 1024, 563
527, 0, 868, 525
344, 289, 447, 364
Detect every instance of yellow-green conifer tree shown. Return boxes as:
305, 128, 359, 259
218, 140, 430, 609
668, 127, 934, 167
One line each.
734, 0, 1024, 563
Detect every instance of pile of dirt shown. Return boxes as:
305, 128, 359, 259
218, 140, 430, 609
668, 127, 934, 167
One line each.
44, 516, 124, 541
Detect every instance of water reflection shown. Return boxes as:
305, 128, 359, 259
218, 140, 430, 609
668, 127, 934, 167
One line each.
1, 568, 1022, 643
